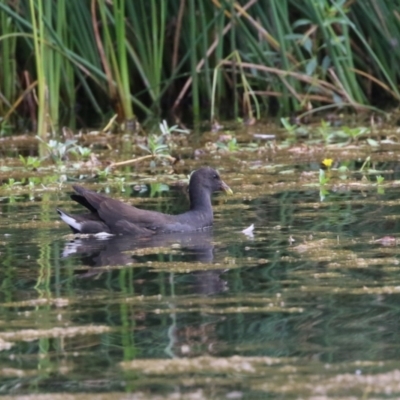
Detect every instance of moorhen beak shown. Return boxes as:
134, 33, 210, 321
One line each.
57, 167, 232, 235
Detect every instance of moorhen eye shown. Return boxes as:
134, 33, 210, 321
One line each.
57, 167, 232, 235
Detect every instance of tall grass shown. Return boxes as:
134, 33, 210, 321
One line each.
0, 0, 399, 136
0, 9, 16, 117
94, 0, 135, 123
29, 0, 47, 138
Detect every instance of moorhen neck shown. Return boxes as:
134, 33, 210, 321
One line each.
57, 167, 232, 235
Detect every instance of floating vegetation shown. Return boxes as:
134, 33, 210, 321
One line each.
0, 326, 112, 342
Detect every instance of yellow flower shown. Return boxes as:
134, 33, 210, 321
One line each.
320, 158, 333, 171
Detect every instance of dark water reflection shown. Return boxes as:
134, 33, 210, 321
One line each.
1, 180, 400, 397
62, 230, 216, 266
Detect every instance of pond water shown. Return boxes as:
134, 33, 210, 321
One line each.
1, 129, 400, 399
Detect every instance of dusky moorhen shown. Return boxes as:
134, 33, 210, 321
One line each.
57, 167, 232, 235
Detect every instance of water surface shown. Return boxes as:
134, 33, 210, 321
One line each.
1, 139, 400, 398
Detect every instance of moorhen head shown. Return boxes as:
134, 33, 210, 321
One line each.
57, 167, 232, 235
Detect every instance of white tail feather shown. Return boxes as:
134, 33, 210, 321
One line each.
58, 210, 82, 232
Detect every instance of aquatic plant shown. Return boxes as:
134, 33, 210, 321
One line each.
19, 155, 42, 170
3, 178, 21, 189
36, 137, 92, 164
319, 158, 333, 185
139, 134, 170, 158
280, 118, 298, 136
96, 168, 112, 181
341, 126, 370, 142
159, 120, 190, 136
216, 137, 240, 153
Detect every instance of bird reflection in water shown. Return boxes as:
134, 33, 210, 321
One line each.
61, 230, 228, 296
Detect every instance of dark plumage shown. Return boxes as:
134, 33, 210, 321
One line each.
57, 167, 232, 235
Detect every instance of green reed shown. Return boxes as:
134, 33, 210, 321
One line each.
125, 0, 167, 114
28, 0, 47, 138
0, 9, 16, 116
0, 0, 400, 134
96, 0, 135, 122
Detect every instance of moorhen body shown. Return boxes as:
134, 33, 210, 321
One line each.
57, 167, 232, 235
